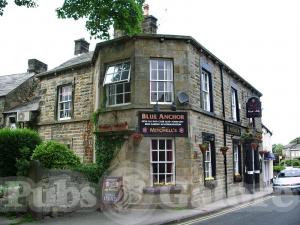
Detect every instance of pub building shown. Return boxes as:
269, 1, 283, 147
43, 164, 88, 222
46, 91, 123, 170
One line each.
36, 8, 264, 207
92, 14, 263, 207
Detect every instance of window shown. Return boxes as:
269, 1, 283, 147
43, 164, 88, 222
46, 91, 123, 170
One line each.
202, 133, 216, 180
201, 69, 213, 112
150, 139, 175, 185
233, 144, 239, 175
204, 142, 213, 178
58, 85, 72, 120
150, 59, 173, 104
231, 88, 239, 122
104, 62, 131, 106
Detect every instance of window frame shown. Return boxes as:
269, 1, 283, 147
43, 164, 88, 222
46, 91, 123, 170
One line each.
204, 142, 213, 179
104, 61, 131, 106
231, 87, 240, 122
149, 59, 174, 105
150, 138, 175, 186
202, 132, 216, 180
57, 84, 73, 121
201, 69, 213, 112
233, 144, 239, 176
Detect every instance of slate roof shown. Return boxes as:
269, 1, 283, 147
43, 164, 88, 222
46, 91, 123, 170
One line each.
3, 97, 40, 113
284, 143, 300, 150
37, 51, 93, 77
0, 73, 34, 97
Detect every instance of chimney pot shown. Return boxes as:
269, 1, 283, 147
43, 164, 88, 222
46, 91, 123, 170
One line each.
74, 38, 90, 55
143, 4, 149, 16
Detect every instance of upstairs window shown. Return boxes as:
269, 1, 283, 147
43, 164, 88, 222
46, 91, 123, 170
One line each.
231, 88, 240, 122
58, 85, 72, 120
104, 62, 131, 106
150, 59, 173, 104
201, 69, 213, 112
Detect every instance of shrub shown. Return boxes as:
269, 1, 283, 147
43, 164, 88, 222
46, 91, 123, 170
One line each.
72, 164, 100, 184
279, 159, 300, 167
0, 128, 42, 177
273, 165, 285, 173
32, 141, 81, 169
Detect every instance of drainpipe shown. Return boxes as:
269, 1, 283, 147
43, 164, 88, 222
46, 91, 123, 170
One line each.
220, 65, 228, 198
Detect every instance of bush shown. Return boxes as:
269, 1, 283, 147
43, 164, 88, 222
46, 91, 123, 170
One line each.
274, 165, 285, 173
72, 164, 100, 184
279, 159, 300, 167
32, 141, 81, 169
0, 128, 42, 177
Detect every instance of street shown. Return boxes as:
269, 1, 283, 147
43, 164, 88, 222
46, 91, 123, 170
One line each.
176, 195, 300, 225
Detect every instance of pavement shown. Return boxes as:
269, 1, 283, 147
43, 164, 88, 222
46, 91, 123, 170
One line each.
0, 187, 273, 225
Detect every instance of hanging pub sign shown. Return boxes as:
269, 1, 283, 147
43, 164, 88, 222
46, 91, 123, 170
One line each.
139, 111, 188, 137
246, 97, 262, 118
224, 122, 241, 136
102, 177, 123, 204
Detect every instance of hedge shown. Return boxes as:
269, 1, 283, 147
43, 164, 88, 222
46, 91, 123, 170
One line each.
279, 159, 300, 167
72, 163, 100, 184
0, 128, 42, 177
32, 141, 81, 169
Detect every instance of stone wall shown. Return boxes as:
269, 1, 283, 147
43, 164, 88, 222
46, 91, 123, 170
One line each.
0, 97, 5, 127
38, 66, 94, 162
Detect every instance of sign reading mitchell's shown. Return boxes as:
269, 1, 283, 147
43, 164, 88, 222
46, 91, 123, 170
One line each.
139, 111, 188, 137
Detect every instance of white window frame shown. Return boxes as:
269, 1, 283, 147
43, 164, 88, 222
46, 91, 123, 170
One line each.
150, 59, 174, 104
231, 88, 238, 121
204, 142, 213, 179
103, 62, 131, 85
58, 85, 72, 120
201, 70, 211, 111
104, 61, 131, 106
150, 139, 175, 186
233, 144, 240, 175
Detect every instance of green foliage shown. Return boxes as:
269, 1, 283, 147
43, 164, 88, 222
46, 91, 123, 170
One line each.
56, 0, 145, 39
32, 141, 81, 169
289, 137, 300, 144
95, 134, 125, 177
0, 0, 37, 16
272, 144, 284, 155
15, 147, 32, 176
0, 128, 42, 177
273, 165, 285, 173
72, 163, 100, 184
279, 159, 300, 167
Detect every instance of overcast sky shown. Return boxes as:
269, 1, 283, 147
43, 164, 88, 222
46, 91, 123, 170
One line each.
0, 0, 299, 145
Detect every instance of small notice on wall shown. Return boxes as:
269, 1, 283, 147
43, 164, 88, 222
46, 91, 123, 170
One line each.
139, 111, 188, 137
102, 177, 123, 204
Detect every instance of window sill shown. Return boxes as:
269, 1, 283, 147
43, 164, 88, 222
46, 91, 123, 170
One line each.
143, 185, 183, 194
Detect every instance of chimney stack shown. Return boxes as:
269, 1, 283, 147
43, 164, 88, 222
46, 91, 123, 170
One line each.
27, 59, 48, 74
74, 38, 90, 55
141, 4, 157, 34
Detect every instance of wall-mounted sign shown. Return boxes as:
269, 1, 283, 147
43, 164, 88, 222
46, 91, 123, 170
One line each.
139, 111, 188, 137
102, 177, 123, 204
246, 97, 262, 118
99, 122, 128, 132
225, 122, 241, 136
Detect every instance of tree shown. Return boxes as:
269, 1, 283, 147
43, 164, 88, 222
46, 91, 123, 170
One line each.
290, 137, 300, 144
1, 0, 145, 40
272, 144, 284, 156
0, 0, 37, 16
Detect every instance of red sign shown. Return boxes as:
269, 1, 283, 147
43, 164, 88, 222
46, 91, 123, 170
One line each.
99, 122, 128, 132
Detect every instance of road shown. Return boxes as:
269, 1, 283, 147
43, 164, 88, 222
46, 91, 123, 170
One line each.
176, 195, 300, 225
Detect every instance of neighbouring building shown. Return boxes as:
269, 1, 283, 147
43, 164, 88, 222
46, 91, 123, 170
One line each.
261, 124, 274, 186
36, 38, 95, 162
0, 59, 47, 129
283, 142, 300, 160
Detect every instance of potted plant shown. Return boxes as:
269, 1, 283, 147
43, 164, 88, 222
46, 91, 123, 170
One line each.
204, 176, 216, 189
251, 142, 258, 150
131, 132, 143, 145
220, 146, 229, 156
199, 143, 208, 154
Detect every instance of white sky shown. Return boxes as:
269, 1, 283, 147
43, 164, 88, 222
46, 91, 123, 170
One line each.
0, 0, 299, 145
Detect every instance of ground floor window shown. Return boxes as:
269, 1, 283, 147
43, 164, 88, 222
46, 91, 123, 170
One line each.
204, 142, 212, 178
233, 144, 240, 175
150, 139, 175, 186
202, 132, 216, 180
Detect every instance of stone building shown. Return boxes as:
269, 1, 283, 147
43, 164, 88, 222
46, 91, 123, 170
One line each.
36, 38, 95, 162
90, 16, 263, 207
32, 10, 264, 207
0, 59, 47, 129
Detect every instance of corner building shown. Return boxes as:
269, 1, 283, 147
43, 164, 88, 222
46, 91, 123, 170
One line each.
92, 33, 263, 207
